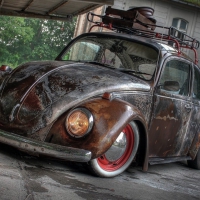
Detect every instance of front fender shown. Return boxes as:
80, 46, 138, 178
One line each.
46, 97, 148, 161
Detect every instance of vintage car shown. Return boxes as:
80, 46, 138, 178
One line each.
0, 7, 200, 177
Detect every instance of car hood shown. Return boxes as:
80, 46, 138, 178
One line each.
0, 61, 150, 126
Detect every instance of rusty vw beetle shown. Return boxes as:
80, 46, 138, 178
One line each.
1, 12, 200, 177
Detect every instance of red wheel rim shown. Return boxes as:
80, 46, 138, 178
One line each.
97, 124, 135, 171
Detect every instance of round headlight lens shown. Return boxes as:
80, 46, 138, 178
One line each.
66, 108, 93, 138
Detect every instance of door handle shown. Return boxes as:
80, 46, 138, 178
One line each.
185, 104, 192, 110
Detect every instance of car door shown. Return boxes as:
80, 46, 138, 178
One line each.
187, 65, 200, 158
149, 58, 192, 158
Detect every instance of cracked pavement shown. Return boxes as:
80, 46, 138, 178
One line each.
0, 143, 200, 200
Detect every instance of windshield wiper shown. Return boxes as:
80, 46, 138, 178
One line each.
84, 61, 116, 70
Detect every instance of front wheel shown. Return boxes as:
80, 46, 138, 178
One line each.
187, 148, 200, 169
89, 121, 139, 177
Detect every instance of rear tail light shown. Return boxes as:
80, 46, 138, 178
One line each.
0, 65, 12, 72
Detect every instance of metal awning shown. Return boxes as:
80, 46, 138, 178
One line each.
175, 0, 200, 7
167, 0, 200, 8
0, 0, 114, 21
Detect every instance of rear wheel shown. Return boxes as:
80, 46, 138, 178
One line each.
89, 121, 139, 177
187, 148, 200, 169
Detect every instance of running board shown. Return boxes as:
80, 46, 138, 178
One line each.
149, 156, 192, 165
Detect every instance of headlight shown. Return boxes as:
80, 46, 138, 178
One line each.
66, 108, 94, 138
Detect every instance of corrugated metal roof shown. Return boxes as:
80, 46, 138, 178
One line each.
177, 0, 200, 7
167, 0, 200, 8
0, 0, 113, 21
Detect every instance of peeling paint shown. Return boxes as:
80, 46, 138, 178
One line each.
155, 115, 178, 121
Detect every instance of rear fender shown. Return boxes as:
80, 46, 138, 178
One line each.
189, 132, 200, 159
46, 97, 148, 169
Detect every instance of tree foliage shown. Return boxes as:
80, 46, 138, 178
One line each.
0, 16, 77, 68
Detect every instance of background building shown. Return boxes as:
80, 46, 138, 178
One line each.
74, 0, 200, 61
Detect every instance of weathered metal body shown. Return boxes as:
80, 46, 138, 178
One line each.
0, 31, 200, 174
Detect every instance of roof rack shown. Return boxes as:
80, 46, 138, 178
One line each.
87, 6, 199, 65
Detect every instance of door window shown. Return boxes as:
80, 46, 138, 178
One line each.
193, 66, 200, 100
159, 60, 190, 96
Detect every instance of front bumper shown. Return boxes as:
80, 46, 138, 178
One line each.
0, 129, 92, 162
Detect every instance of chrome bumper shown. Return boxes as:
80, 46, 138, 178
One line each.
0, 130, 92, 162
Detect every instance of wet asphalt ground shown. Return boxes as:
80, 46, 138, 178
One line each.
0, 143, 200, 200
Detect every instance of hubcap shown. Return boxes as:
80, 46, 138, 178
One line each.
97, 124, 134, 171
105, 132, 127, 161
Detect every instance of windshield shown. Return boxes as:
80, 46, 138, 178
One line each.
61, 35, 158, 80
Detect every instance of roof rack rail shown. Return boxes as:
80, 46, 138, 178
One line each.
87, 7, 199, 65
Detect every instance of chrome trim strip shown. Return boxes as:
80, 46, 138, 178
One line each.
0, 129, 92, 162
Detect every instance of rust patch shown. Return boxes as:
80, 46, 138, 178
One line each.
149, 97, 182, 157
45, 98, 144, 158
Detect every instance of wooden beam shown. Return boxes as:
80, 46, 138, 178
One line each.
73, 4, 101, 15
48, 1, 70, 14
0, 0, 5, 8
0, 8, 72, 21
70, 0, 114, 5
22, 0, 35, 12
47, 0, 111, 15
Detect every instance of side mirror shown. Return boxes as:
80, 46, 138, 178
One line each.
163, 81, 180, 91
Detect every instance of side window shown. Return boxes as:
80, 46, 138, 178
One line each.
159, 60, 190, 96
193, 67, 200, 100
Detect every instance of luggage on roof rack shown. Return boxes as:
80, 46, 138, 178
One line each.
103, 6, 156, 31
87, 6, 199, 64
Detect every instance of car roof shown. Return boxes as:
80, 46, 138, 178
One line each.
78, 31, 193, 62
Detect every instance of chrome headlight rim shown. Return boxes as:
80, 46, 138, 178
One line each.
66, 107, 94, 138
